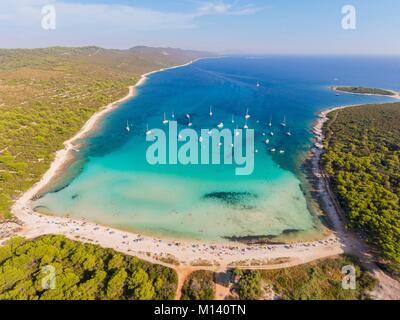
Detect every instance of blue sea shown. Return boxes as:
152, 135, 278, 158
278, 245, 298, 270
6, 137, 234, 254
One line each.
34, 55, 400, 242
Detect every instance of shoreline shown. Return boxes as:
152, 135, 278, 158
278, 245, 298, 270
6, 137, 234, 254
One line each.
5, 61, 392, 272
12, 58, 203, 210
5, 100, 350, 269
3, 64, 399, 297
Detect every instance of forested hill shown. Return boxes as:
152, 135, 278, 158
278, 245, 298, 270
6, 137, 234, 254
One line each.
0, 235, 177, 300
322, 103, 400, 273
0, 47, 213, 219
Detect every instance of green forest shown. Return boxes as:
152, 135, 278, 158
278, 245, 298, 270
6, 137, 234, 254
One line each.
0, 235, 177, 300
323, 103, 400, 273
0, 46, 210, 219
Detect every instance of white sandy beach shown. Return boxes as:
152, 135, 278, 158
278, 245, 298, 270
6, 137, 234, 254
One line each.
6, 100, 347, 269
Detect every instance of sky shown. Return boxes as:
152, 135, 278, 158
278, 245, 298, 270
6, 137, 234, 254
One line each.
0, 0, 399, 54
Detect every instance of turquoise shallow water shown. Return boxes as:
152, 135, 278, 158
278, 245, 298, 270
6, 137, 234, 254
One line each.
34, 56, 400, 242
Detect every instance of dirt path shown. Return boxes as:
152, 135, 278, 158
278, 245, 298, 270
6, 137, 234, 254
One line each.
215, 284, 231, 300
174, 266, 222, 300
175, 267, 194, 300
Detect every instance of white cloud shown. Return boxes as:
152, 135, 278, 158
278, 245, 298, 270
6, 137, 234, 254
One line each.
197, 1, 260, 16
0, 0, 261, 31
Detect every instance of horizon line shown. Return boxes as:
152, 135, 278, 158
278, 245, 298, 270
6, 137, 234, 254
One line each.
0, 45, 400, 56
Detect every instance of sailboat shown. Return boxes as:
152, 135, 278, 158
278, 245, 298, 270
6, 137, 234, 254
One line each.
126, 121, 130, 132
265, 139, 270, 144
171, 111, 175, 119
162, 112, 169, 125
231, 114, 235, 123
209, 106, 213, 118
235, 125, 240, 136
286, 129, 292, 136
145, 124, 152, 136
186, 114, 192, 127
270, 131, 274, 136
270, 148, 276, 153
268, 116, 272, 127
256, 82, 260, 87
217, 122, 224, 129
279, 149, 285, 154
243, 119, 249, 129
245, 108, 250, 120
281, 115, 287, 127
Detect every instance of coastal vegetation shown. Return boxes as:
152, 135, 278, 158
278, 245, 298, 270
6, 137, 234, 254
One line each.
236, 270, 263, 300
323, 103, 400, 273
334, 86, 395, 96
260, 255, 376, 300
0, 235, 177, 300
0, 46, 210, 219
181, 270, 215, 300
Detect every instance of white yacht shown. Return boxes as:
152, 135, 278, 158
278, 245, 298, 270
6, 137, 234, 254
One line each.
235, 126, 240, 136
281, 115, 287, 127
245, 108, 250, 120
186, 114, 192, 127
163, 112, 168, 125
145, 124, 152, 136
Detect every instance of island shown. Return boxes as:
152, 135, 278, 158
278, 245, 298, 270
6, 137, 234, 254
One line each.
332, 86, 398, 97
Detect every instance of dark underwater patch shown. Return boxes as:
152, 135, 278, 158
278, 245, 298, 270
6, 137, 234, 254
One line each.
202, 191, 258, 209
223, 229, 302, 245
